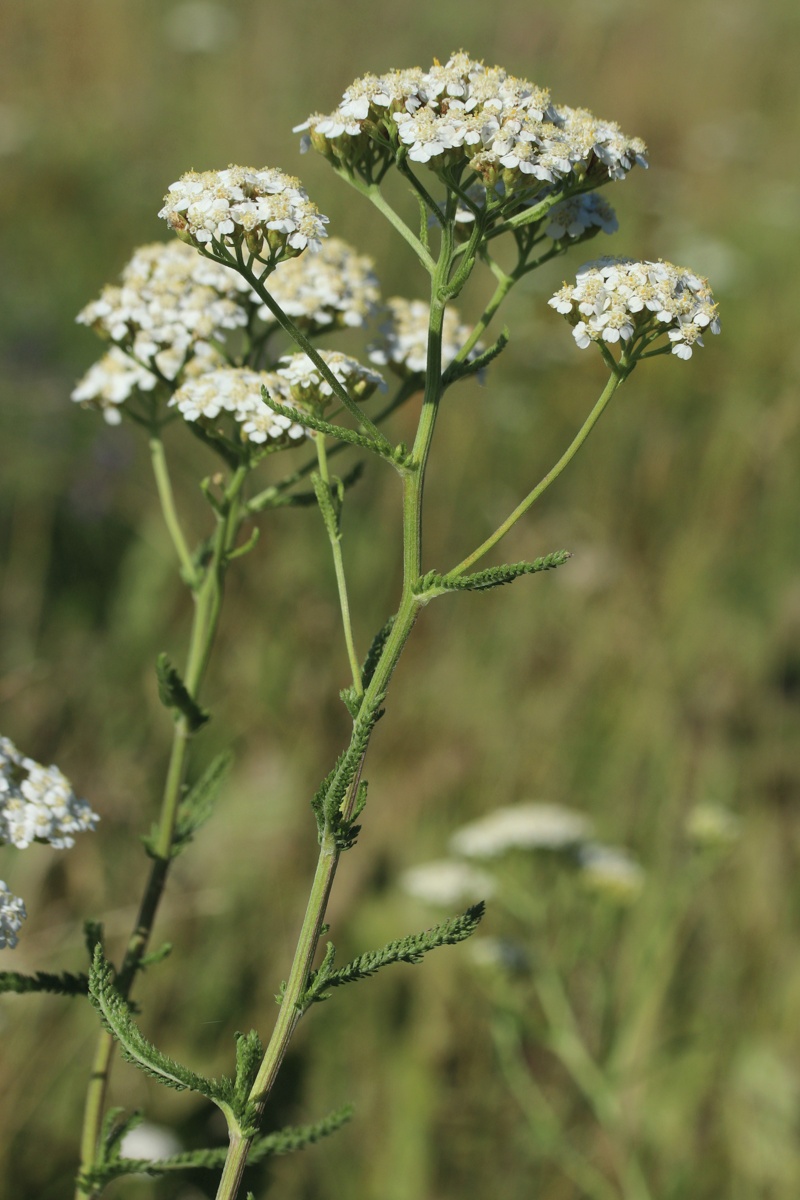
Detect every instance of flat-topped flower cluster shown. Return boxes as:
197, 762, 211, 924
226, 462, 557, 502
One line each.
158, 166, 328, 259
170, 351, 385, 447
297, 50, 646, 203
549, 257, 721, 359
1, 735, 99, 948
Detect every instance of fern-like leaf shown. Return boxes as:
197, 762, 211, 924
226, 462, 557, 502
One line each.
78, 1105, 354, 1186
0, 969, 88, 997
442, 328, 509, 386
172, 751, 233, 855
414, 551, 571, 600
305, 903, 485, 1005
259, 390, 389, 457
88, 948, 226, 1102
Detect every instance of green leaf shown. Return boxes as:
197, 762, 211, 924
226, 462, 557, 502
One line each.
172, 751, 233, 856
0, 969, 88, 997
155, 653, 210, 732
78, 1105, 354, 1186
311, 471, 342, 543
442, 328, 509, 385
88, 948, 226, 1102
311, 691, 385, 837
414, 551, 571, 600
259, 389, 389, 457
305, 904, 485, 1005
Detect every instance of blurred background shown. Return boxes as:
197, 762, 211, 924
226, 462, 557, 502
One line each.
1, 1, 799, 1197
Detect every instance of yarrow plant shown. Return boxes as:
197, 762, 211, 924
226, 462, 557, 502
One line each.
2, 52, 720, 1200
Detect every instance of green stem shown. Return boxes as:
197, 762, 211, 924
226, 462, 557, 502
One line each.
449, 368, 626, 577
335, 172, 435, 274
315, 436, 363, 697
149, 434, 197, 585
74, 465, 249, 1200
213, 229, 457, 1200
229, 253, 389, 452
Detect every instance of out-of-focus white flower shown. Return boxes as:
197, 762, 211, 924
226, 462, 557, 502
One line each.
0, 735, 99, 851
399, 859, 496, 906
0, 882, 26, 950
468, 935, 529, 972
71, 347, 158, 424
544, 191, 618, 240
578, 843, 644, 901
77, 241, 247, 380
450, 803, 591, 859
159, 167, 328, 259
265, 238, 380, 332
169, 368, 308, 446
368, 297, 480, 377
548, 257, 720, 359
163, 2, 238, 54
685, 804, 741, 850
119, 1120, 182, 1164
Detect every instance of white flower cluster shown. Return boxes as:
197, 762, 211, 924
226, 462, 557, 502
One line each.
368, 297, 479, 376
1, 736, 98, 950
544, 191, 619, 240
450, 802, 591, 858
401, 801, 646, 913
169, 368, 308, 446
1, 736, 99, 850
0, 882, 26, 950
76, 241, 245, 375
400, 860, 496, 907
158, 166, 328, 258
277, 349, 385, 408
298, 51, 646, 203
577, 844, 645, 901
265, 237, 380, 331
548, 257, 720, 359
71, 347, 158, 424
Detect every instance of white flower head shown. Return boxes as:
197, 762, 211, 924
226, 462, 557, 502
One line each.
158, 166, 328, 261
399, 859, 495, 907
276, 350, 385, 409
0, 735, 98, 851
548, 257, 720, 360
297, 53, 645, 217
264, 238, 381, 332
368, 297, 481, 377
169, 367, 308, 447
71, 347, 158, 424
450, 803, 591, 859
685, 804, 740, 850
578, 844, 645, 902
0, 882, 26, 950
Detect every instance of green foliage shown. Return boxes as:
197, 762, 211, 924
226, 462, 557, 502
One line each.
258, 390, 390, 457
414, 552, 572, 600
79, 1104, 354, 1187
443, 328, 510, 385
304, 903, 485, 1007
0, 970, 89, 998
155, 652, 210, 732
172, 750, 234, 856
88, 948, 228, 1104
311, 690, 386, 838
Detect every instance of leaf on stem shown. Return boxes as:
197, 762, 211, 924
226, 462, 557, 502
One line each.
155, 653, 210, 732
443, 329, 510, 386
0, 969, 89, 997
88, 948, 228, 1102
259, 390, 390, 458
304, 903, 485, 1006
172, 750, 234, 857
414, 552, 572, 600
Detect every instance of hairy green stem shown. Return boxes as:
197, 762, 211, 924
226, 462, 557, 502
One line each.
75, 465, 249, 1199
449, 367, 626, 577
213, 223, 457, 1200
149, 435, 197, 585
